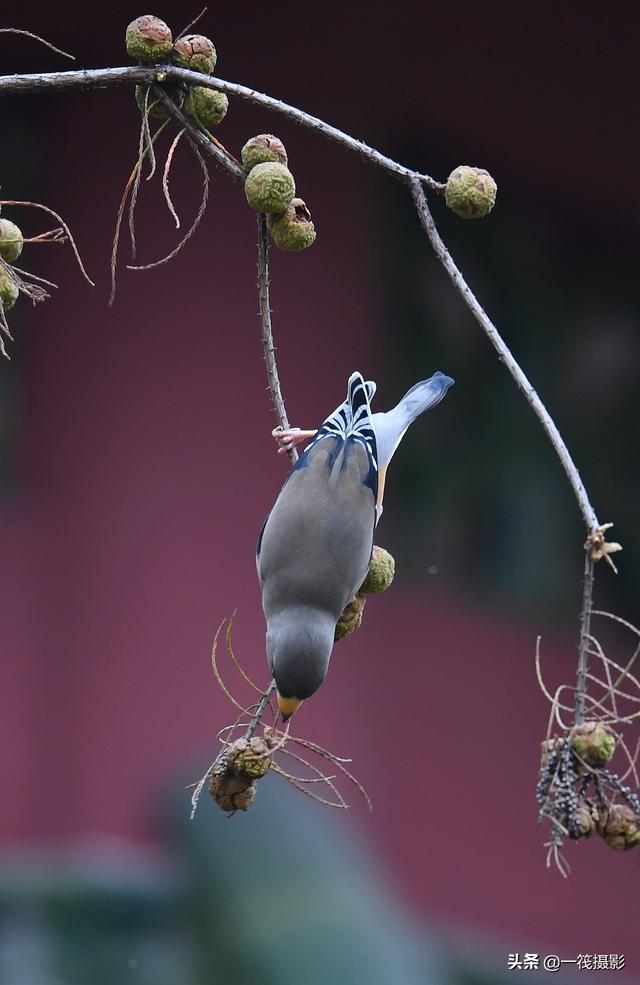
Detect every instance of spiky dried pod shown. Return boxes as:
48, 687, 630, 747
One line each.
184, 87, 229, 128
360, 545, 396, 593
268, 198, 316, 252
445, 165, 497, 219
245, 162, 296, 214
0, 268, 19, 311
126, 15, 173, 64
597, 804, 640, 851
209, 772, 257, 812
242, 134, 288, 172
335, 594, 366, 641
0, 219, 23, 263
570, 721, 616, 767
172, 34, 217, 74
228, 736, 272, 779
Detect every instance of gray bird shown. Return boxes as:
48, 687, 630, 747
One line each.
257, 370, 454, 719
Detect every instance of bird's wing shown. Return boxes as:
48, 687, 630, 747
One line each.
258, 371, 378, 620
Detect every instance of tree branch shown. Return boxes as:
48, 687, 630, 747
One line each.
409, 177, 599, 535
256, 213, 298, 464
0, 65, 443, 191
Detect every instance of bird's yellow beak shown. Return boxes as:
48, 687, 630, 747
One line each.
277, 693, 302, 720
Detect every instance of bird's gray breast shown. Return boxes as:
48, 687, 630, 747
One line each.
258, 437, 376, 622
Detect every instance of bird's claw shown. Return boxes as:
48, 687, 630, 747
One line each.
272, 427, 317, 455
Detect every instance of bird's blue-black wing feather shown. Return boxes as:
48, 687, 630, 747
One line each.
294, 371, 378, 501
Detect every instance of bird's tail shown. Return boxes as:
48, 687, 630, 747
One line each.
373, 371, 454, 470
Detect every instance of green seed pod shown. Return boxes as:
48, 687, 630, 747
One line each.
245, 162, 295, 214
570, 721, 616, 767
360, 545, 395, 593
597, 804, 640, 851
135, 84, 184, 120
0, 269, 19, 311
242, 134, 288, 172
268, 198, 316, 252
445, 165, 497, 219
335, 594, 366, 641
184, 86, 229, 128
172, 34, 217, 74
0, 219, 23, 263
125, 15, 173, 64
230, 737, 272, 779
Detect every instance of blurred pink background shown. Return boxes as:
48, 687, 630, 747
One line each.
1, 1, 638, 976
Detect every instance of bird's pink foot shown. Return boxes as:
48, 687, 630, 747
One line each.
272, 427, 318, 455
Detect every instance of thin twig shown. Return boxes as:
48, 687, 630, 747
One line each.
409, 177, 598, 534
153, 86, 244, 180
0, 28, 74, 61
176, 7, 208, 41
0, 200, 93, 286
257, 213, 297, 462
575, 554, 595, 725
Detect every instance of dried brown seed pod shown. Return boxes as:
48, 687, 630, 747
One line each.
209, 772, 257, 812
596, 804, 640, 851
172, 34, 217, 75
125, 15, 173, 64
570, 802, 599, 839
242, 134, 288, 172
268, 198, 316, 252
335, 594, 366, 641
228, 736, 272, 779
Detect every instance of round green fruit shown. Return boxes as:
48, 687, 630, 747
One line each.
242, 134, 288, 172
172, 34, 217, 74
0, 219, 23, 263
244, 162, 295, 214
445, 165, 497, 219
360, 545, 395, 593
125, 15, 173, 64
184, 87, 228, 128
570, 721, 616, 767
135, 84, 184, 119
0, 269, 19, 311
